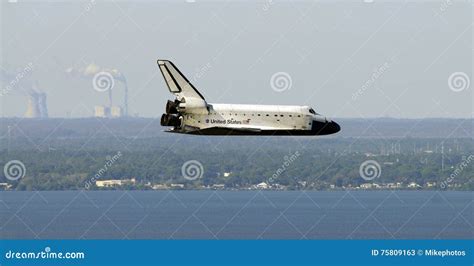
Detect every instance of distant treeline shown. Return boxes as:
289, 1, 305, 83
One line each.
0, 118, 472, 190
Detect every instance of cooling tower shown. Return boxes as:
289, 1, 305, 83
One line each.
37, 92, 49, 118
25, 93, 41, 118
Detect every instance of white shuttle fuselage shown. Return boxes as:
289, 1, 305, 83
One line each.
158, 60, 340, 136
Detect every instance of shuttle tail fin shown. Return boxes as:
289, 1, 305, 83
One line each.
157, 60, 205, 100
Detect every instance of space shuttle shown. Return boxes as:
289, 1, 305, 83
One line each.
158, 60, 340, 136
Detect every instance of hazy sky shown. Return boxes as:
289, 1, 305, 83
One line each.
0, 0, 472, 118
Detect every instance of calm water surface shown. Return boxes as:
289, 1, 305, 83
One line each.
0, 191, 472, 239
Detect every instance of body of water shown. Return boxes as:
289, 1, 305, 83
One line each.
0, 191, 472, 239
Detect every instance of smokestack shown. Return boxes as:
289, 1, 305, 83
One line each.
124, 82, 128, 117
108, 86, 113, 108
110, 69, 127, 117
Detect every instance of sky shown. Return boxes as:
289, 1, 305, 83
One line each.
0, 0, 472, 119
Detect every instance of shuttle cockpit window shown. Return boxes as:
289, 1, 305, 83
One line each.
309, 108, 317, 115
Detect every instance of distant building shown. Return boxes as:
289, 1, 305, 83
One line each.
110, 106, 123, 118
94, 106, 110, 118
94, 105, 123, 118
273, 184, 287, 190
151, 184, 169, 190
297, 181, 307, 187
387, 182, 402, 189
256, 182, 269, 189
96, 178, 136, 188
212, 184, 225, 189
170, 183, 184, 189
0, 183, 12, 190
407, 182, 421, 189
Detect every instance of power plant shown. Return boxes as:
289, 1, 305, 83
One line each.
2, 62, 128, 119
25, 91, 48, 118
94, 105, 123, 118
1, 65, 49, 119
65, 63, 128, 118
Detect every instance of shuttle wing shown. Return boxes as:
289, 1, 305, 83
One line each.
157, 60, 206, 101
189, 127, 262, 135
165, 126, 262, 135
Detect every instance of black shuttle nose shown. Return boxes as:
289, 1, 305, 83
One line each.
312, 120, 341, 135
328, 121, 341, 134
